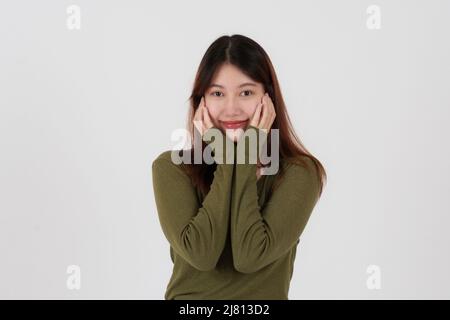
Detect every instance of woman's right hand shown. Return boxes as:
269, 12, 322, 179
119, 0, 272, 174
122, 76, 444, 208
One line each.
193, 96, 214, 139
193, 96, 233, 164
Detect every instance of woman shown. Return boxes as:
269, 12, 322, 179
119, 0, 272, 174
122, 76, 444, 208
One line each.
152, 34, 327, 300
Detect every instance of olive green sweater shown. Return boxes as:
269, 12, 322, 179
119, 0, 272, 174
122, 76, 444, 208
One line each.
151, 126, 321, 300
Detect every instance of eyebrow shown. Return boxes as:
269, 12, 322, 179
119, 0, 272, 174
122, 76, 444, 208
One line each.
208, 82, 258, 89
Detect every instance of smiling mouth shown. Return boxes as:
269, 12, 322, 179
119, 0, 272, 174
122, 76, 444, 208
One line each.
220, 120, 249, 129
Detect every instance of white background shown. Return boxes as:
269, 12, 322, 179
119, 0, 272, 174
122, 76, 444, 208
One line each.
1, 0, 449, 299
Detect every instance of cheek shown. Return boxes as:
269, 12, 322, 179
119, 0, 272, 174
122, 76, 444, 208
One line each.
243, 101, 258, 118
204, 97, 259, 119
204, 97, 220, 115
202, 97, 216, 114
207, 108, 220, 120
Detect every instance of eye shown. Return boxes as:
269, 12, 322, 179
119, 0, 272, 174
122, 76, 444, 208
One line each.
241, 90, 253, 97
210, 91, 223, 97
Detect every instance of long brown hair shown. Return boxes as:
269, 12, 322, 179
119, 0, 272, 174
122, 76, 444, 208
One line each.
179, 34, 326, 199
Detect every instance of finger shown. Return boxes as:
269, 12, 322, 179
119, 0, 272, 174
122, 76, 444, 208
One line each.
203, 105, 214, 129
193, 98, 204, 134
201, 97, 211, 132
261, 93, 275, 130
250, 94, 264, 127
259, 95, 270, 129
266, 93, 276, 117
200, 102, 206, 134
200, 96, 205, 109
267, 95, 276, 127
249, 102, 263, 128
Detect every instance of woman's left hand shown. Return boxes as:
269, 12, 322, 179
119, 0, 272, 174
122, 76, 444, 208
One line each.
247, 93, 276, 172
249, 92, 276, 132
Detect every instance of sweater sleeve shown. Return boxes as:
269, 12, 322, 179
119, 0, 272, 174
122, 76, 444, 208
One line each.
202, 126, 235, 164
230, 126, 321, 274
152, 130, 234, 271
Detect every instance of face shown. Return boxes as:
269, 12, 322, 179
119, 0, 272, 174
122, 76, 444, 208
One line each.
204, 63, 265, 142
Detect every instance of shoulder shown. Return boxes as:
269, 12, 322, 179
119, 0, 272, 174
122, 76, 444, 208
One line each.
151, 149, 190, 180
279, 155, 320, 192
152, 148, 191, 165
282, 155, 316, 173
152, 149, 178, 163
151, 150, 198, 199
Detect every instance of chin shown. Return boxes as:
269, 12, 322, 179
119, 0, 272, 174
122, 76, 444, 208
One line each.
225, 129, 245, 142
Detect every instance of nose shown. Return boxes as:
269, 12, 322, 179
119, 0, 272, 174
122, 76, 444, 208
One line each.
223, 96, 242, 116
